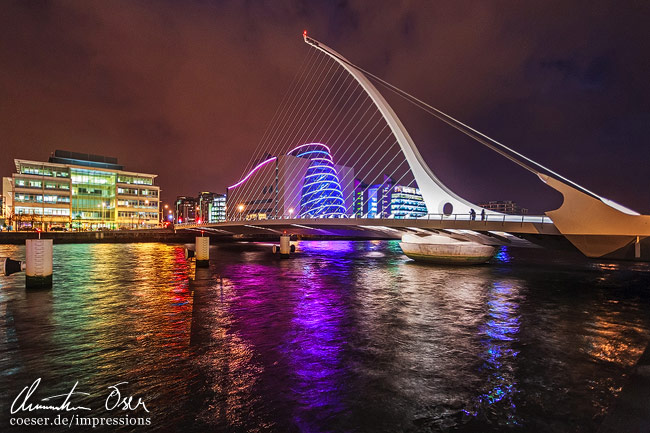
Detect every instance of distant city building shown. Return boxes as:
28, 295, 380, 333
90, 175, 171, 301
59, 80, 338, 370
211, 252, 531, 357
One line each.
224, 143, 429, 221
479, 200, 528, 215
353, 179, 369, 217
366, 184, 379, 218
0, 195, 4, 228
196, 191, 227, 223
208, 194, 226, 223
172, 192, 226, 224
2, 150, 160, 230
1, 177, 11, 228
175, 196, 197, 224
363, 176, 396, 218
197, 191, 214, 224
377, 175, 394, 218
226, 143, 354, 220
353, 175, 427, 219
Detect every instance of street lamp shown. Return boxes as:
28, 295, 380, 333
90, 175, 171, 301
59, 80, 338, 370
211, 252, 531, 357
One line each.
237, 204, 244, 220
288, 208, 294, 219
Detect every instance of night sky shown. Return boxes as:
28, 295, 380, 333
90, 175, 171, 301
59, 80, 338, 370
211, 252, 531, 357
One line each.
1, 1, 649, 214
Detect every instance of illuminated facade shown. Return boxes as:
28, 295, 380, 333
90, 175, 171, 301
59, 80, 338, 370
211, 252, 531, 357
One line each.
197, 192, 213, 224
208, 194, 226, 223
2, 150, 160, 230
287, 144, 346, 218
226, 143, 354, 220
353, 179, 369, 217
176, 192, 226, 224
479, 200, 528, 215
355, 177, 427, 219
361, 175, 395, 218
175, 196, 197, 224
0, 195, 5, 228
390, 185, 427, 218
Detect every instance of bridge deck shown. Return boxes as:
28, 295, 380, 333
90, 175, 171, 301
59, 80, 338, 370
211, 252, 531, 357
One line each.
175, 214, 560, 236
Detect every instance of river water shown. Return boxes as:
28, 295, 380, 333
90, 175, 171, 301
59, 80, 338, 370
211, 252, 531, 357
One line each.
0, 241, 649, 432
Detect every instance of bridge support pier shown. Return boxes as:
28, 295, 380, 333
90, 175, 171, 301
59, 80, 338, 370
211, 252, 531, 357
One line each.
635, 236, 641, 259
195, 236, 210, 268
25, 239, 53, 288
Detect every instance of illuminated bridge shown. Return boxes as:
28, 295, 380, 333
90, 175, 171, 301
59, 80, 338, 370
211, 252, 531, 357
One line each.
177, 32, 650, 261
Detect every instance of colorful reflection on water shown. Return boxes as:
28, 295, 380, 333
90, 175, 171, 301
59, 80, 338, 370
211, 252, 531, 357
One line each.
494, 246, 512, 264
0, 241, 649, 432
465, 281, 521, 426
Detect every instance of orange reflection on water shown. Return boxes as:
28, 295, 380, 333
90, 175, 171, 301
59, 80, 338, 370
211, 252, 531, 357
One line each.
191, 270, 266, 430
584, 318, 646, 367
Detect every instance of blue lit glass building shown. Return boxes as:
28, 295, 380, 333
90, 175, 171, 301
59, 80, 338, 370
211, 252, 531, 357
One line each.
226, 143, 354, 220
288, 144, 346, 218
390, 185, 427, 218
355, 179, 427, 219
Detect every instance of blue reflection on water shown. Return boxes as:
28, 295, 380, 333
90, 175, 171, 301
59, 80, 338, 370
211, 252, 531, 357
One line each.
465, 282, 521, 426
494, 246, 512, 264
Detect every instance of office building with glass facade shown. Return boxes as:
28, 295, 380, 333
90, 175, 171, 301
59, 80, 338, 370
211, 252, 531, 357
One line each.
2, 151, 160, 230
390, 185, 427, 218
354, 177, 427, 219
196, 191, 226, 224
478, 200, 528, 215
208, 194, 226, 223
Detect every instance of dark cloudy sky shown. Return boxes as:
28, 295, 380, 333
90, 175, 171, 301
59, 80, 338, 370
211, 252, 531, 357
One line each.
1, 0, 649, 213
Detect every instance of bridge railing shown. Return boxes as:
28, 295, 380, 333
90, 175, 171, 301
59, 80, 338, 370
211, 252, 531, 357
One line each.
419, 213, 552, 225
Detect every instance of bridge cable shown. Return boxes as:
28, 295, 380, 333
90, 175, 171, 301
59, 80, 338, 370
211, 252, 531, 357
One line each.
305, 36, 602, 201
277, 66, 365, 216
235, 49, 316, 195
235, 53, 338, 215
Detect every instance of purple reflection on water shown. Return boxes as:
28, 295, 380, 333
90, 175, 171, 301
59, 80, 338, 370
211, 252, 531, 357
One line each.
297, 240, 355, 254
219, 248, 350, 432
284, 263, 347, 431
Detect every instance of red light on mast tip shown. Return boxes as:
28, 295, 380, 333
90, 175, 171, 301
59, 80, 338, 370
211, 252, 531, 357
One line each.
303, 30, 307, 36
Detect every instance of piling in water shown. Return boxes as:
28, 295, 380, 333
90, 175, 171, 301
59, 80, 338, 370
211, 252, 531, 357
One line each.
196, 236, 210, 268
25, 239, 53, 288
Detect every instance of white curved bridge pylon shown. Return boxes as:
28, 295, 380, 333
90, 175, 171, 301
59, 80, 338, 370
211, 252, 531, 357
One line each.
303, 32, 650, 259
303, 33, 486, 217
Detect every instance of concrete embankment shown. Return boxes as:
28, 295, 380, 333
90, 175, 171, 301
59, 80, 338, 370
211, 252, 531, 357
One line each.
598, 343, 650, 432
0, 229, 212, 244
